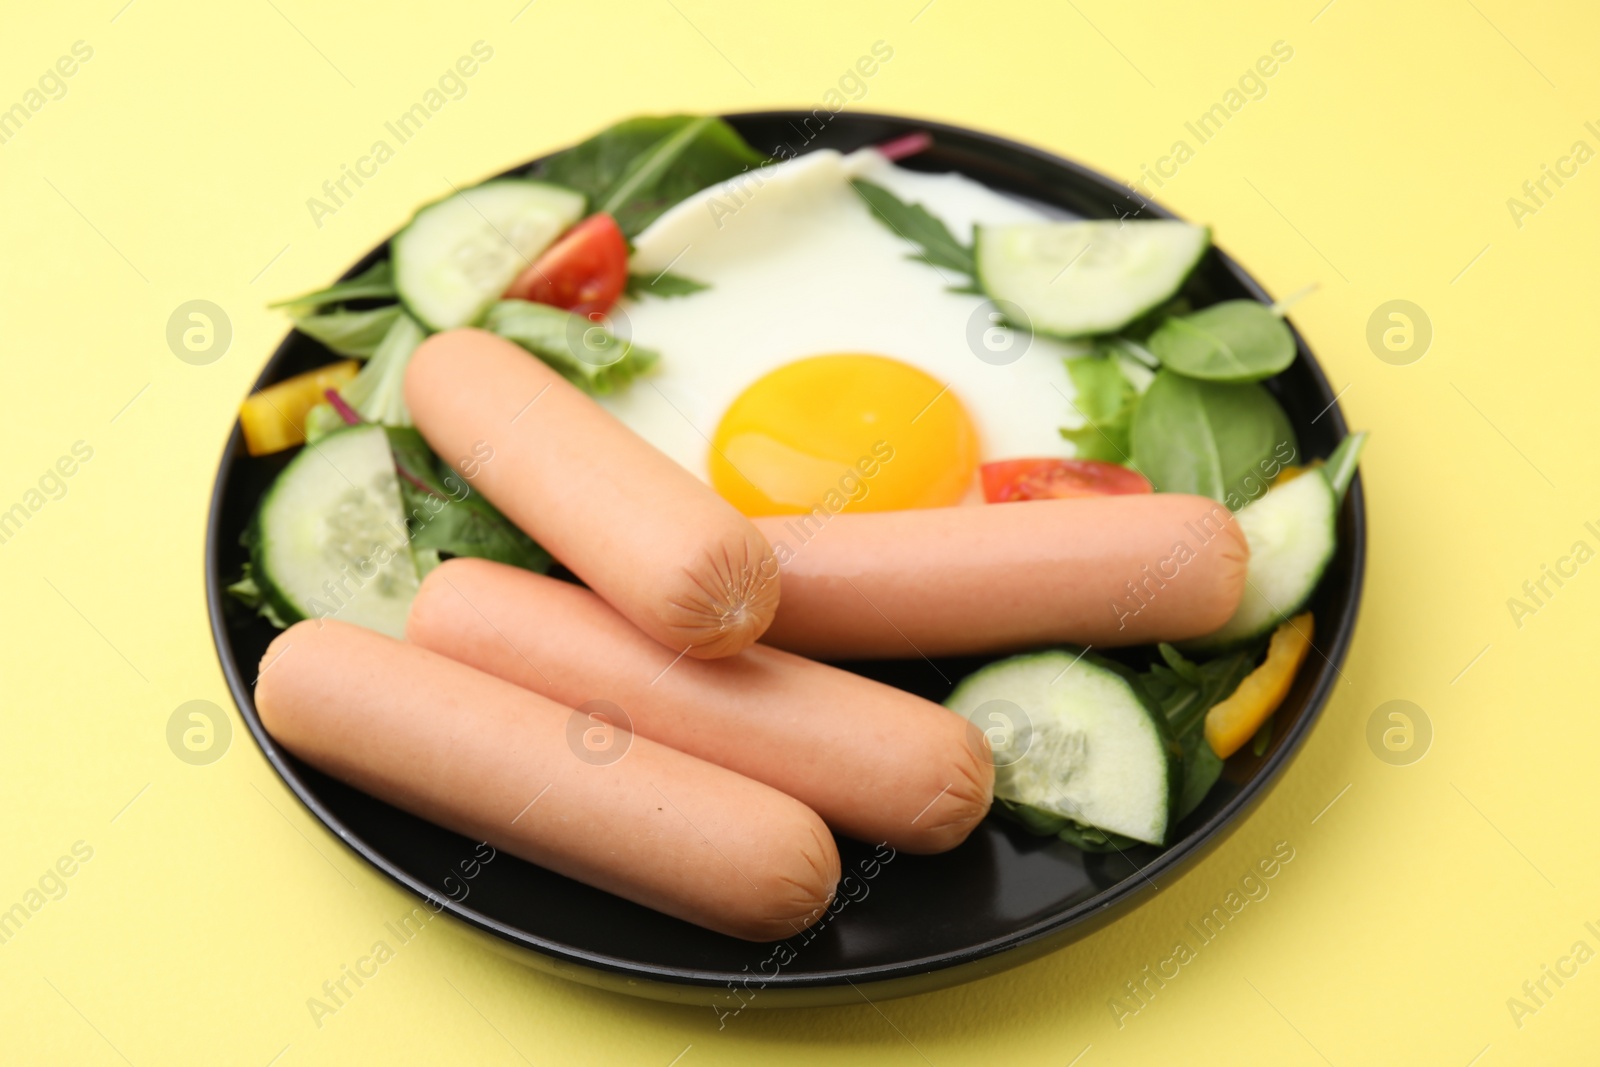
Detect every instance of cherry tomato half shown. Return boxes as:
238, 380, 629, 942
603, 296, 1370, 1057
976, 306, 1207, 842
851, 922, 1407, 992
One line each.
503, 213, 628, 317
980, 458, 1152, 503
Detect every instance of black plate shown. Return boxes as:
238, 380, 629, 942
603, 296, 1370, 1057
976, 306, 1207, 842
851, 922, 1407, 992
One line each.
205, 111, 1364, 1007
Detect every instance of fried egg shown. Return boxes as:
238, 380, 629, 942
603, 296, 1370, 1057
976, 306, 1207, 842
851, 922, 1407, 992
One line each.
600, 147, 1087, 516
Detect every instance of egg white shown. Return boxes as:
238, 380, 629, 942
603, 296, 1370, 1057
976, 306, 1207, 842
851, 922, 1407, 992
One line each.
600, 148, 1091, 486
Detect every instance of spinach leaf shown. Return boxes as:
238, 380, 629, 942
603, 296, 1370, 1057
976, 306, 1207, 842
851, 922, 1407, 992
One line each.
1250, 716, 1275, 757
625, 270, 710, 300
993, 797, 1070, 836
1129, 369, 1298, 506
1136, 643, 1262, 820
1060, 353, 1138, 462
849, 179, 975, 277
484, 299, 658, 395
290, 304, 403, 358
1120, 296, 1193, 343
1147, 299, 1296, 382
1176, 741, 1225, 822
537, 115, 765, 237
270, 260, 396, 310
1055, 822, 1145, 854
383, 427, 551, 577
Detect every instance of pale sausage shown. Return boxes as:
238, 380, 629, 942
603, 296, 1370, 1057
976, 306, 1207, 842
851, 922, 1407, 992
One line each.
254, 619, 838, 941
752, 493, 1250, 658
404, 328, 778, 658
407, 558, 993, 854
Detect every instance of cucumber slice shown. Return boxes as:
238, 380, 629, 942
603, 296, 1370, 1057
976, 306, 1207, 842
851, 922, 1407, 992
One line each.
1186, 470, 1338, 651
393, 180, 585, 331
975, 220, 1209, 338
946, 650, 1179, 846
250, 424, 420, 638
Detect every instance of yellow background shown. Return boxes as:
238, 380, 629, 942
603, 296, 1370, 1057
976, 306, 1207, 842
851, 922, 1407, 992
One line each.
3, 0, 1596, 1062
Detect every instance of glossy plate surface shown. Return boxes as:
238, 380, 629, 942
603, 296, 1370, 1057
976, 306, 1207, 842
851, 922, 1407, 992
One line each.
205, 111, 1364, 1007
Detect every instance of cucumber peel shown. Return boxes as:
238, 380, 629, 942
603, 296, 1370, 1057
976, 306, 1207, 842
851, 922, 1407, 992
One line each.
975, 220, 1210, 339
393, 180, 585, 331
946, 649, 1180, 846
1185, 458, 1344, 652
249, 424, 420, 638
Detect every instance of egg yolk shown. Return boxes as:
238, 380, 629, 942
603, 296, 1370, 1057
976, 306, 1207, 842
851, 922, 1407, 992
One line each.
709, 354, 979, 516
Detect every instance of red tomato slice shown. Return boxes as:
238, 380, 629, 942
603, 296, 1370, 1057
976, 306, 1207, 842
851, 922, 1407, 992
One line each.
980, 458, 1152, 503
503, 213, 628, 317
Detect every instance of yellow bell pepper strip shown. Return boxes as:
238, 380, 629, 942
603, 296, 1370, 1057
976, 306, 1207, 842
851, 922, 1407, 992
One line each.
1205, 613, 1315, 758
238, 361, 359, 456
1272, 464, 1307, 486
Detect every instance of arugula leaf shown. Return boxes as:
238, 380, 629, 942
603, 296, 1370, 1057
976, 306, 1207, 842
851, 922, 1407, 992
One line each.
484, 299, 658, 395
537, 115, 765, 237
290, 304, 403, 359
383, 428, 552, 578
1146, 300, 1296, 382
1060, 353, 1138, 462
625, 270, 710, 300
849, 179, 975, 277
1129, 369, 1298, 505
270, 260, 396, 310
1135, 643, 1262, 820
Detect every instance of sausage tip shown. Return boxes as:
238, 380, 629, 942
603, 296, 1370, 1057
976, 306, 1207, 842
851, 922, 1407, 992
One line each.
672, 534, 782, 660
735, 811, 841, 941
897, 725, 995, 854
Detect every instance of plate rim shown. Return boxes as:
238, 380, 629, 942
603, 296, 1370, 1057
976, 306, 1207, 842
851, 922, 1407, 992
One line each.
204, 107, 1365, 1000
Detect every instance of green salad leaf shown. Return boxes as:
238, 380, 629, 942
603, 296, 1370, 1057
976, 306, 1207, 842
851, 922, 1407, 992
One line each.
1251, 716, 1275, 757
224, 560, 290, 628
1129, 369, 1297, 506
992, 798, 1148, 854
1323, 430, 1367, 505
384, 428, 552, 578
625, 270, 709, 300
1146, 299, 1297, 382
1101, 333, 1161, 372
850, 179, 976, 278
537, 115, 765, 236
290, 304, 403, 359
1055, 822, 1146, 854
485, 299, 658, 395
992, 797, 1071, 836
1060, 354, 1139, 462
1136, 643, 1262, 820
270, 260, 396, 311
337, 311, 426, 426
301, 402, 345, 445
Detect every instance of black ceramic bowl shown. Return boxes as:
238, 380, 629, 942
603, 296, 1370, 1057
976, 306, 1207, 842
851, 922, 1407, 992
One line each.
206, 111, 1364, 1008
